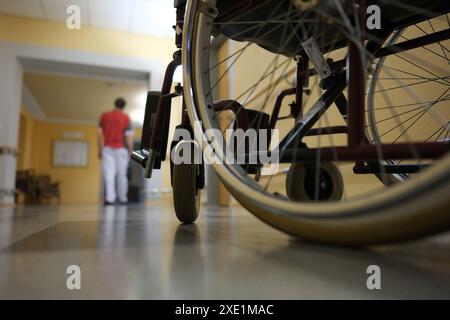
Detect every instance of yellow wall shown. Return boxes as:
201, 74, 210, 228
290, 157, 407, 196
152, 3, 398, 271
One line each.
31, 119, 101, 205
0, 13, 175, 62
17, 114, 27, 170
17, 108, 35, 171
17, 109, 101, 204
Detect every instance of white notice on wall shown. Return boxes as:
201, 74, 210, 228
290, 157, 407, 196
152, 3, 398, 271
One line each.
53, 140, 88, 167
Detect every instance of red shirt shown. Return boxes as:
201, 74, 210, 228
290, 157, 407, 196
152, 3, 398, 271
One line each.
99, 110, 131, 148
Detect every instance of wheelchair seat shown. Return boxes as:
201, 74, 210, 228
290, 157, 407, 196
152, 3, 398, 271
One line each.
215, 0, 449, 57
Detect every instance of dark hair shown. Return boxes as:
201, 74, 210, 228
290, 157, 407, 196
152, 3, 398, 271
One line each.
115, 98, 127, 109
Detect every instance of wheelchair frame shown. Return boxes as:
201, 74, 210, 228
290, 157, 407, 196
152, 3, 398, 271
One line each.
132, 0, 449, 180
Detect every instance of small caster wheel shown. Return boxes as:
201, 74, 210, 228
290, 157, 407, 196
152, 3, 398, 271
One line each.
173, 163, 201, 223
172, 141, 203, 224
286, 162, 344, 202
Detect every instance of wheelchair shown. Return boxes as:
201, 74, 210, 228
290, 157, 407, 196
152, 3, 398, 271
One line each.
132, 0, 450, 245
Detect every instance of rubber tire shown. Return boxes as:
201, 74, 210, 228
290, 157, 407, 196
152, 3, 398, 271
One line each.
286, 162, 344, 202
173, 163, 200, 224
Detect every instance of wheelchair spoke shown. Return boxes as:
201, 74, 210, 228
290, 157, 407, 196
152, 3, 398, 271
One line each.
368, 98, 450, 111
206, 42, 252, 74
367, 104, 437, 126
368, 77, 450, 94
425, 121, 450, 142
413, 24, 449, 61
369, 63, 450, 87
392, 88, 450, 143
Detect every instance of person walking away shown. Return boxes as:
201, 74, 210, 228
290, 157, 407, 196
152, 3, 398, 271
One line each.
97, 98, 133, 205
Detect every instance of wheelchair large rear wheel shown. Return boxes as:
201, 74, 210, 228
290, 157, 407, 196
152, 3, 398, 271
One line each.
182, 0, 450, 245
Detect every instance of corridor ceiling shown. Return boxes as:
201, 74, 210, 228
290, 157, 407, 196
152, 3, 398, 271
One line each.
0, 0, 174, 38
24, 72, 149, 124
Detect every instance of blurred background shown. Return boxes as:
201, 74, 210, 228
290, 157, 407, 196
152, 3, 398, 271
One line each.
0, 0, 189, 206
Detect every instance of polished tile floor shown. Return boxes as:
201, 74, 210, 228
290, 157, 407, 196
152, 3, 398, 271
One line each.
0, 201, 450, 299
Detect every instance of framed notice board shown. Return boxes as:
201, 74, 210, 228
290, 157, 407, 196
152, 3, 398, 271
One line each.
52, 140, 89, 167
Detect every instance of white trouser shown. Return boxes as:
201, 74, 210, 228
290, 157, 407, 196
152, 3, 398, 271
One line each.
102, 147, 129, 203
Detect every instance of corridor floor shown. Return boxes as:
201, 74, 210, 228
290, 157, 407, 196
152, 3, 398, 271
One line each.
1, 201, 450, 299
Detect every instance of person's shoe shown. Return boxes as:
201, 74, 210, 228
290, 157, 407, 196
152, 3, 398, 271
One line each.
117, 201, 128, 206
104, 201, 116, 206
